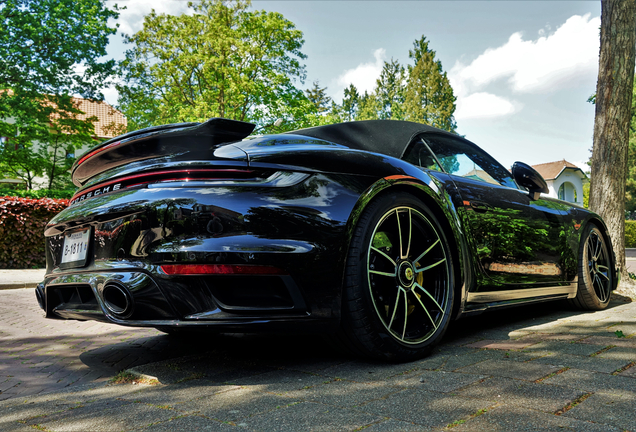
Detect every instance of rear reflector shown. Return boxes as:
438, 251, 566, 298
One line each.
160, 264, 287, 275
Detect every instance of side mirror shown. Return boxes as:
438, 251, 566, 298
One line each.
512, 161, 549, 201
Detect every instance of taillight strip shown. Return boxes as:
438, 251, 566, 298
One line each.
160, 264, 287, 275
71, 168, 255, 203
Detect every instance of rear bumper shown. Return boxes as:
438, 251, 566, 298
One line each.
37, 267, 333, 332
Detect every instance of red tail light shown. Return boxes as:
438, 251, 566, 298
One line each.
160, 264, 287, 275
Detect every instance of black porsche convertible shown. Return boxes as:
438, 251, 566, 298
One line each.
36, 119, 618, 361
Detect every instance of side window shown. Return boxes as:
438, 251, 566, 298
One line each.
423, 135, 518, 189
402, 139, 443, 171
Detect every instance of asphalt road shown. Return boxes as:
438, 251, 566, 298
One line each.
1, 286, 635, 431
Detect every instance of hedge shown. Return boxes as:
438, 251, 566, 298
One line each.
0, 196, 69, 269
626, 220, 636, 248
0, 188, 76, 199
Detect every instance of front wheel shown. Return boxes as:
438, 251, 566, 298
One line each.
340, 193, 454, 362
570, 223, 613, 310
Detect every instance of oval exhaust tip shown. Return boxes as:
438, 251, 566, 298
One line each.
102, 283, 134, 318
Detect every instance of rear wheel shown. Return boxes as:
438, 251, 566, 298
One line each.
340, 193, 454, 361
570, 223, 612, 310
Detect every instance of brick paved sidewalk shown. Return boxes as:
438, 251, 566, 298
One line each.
0, 288, 207, 401
1, 287, 635, 431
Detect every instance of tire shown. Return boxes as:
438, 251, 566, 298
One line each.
339, 192, 454, 362
570, 223, 613, 310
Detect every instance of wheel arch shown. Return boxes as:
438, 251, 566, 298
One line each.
342, 175, 468, 320
581, 215, 620, 291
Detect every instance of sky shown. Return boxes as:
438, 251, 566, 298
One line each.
102, 1, 602, 171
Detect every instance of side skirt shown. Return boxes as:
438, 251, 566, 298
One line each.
460, 283, 577, 317
466, 284, 577, 304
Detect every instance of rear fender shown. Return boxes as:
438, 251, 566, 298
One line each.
342, 173, 470, 320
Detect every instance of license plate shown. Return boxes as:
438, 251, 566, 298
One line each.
60, 228, 91, 267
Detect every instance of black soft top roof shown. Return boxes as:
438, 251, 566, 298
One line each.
287, 120, 452, 159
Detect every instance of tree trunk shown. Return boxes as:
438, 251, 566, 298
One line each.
589, 0, 636, 280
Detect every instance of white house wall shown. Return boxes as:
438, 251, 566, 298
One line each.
544, 170, 585, 205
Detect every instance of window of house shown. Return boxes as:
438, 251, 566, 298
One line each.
558, 182, 577, 203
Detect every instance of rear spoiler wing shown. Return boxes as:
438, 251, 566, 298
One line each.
72, 118, 255, 186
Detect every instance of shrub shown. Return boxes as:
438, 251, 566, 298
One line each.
626, 220, 636, 248
0, 189, 76, 199
0, 196, 68, 269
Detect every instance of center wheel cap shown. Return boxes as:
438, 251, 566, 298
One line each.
398, 261, 416, 288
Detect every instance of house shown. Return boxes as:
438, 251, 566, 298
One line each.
531, 160, 587, 205
66, 98, 127, 140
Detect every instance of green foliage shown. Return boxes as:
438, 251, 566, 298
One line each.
342, 84, 360, 122
583, 181, 590, 208
625, 78, 636, 213
117, 0, 312, 133
375, 59, 406, 120
356, 91, 381, 121
305, 81, 331, 113
0, 188, 76, 199
404, 36, 457, 131
625, 220, 636, 247
0, 0, 119, 97
338, 35, 456, 132
0, 0, 119, 189
0, 196, 69, 268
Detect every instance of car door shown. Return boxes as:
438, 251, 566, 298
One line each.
405, 134, 568, 291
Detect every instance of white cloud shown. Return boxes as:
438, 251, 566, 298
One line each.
449, 14, 600, 121
455, 92, 518, 120
335, 48, 386, 95
450, 14, 600, 96
107, 0, 192, 36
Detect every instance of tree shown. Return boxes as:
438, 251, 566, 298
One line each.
356, 91, 381, 121
117, 0, 312, 133
0, 96, 99, 189
404, 36, 457, 132
342, 84, 360, 122
589, 0, 636, 280
625, 78, 636, 216
0, 0, 119, 189
340, 35, 456, 129
375, 59, 406, 120
305, 81, 331, 113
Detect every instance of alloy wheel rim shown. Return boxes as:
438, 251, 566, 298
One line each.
586, 230, 611, 303
367, 207, 450, 344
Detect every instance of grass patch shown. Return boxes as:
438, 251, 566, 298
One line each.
612, 361, 636, 376
554, 392, 592, 415
110, 371, 159, 386
446, 407, 491, 429
589, 345, 616, 357
534, 367, 570, 383
446, 419, 466, 428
